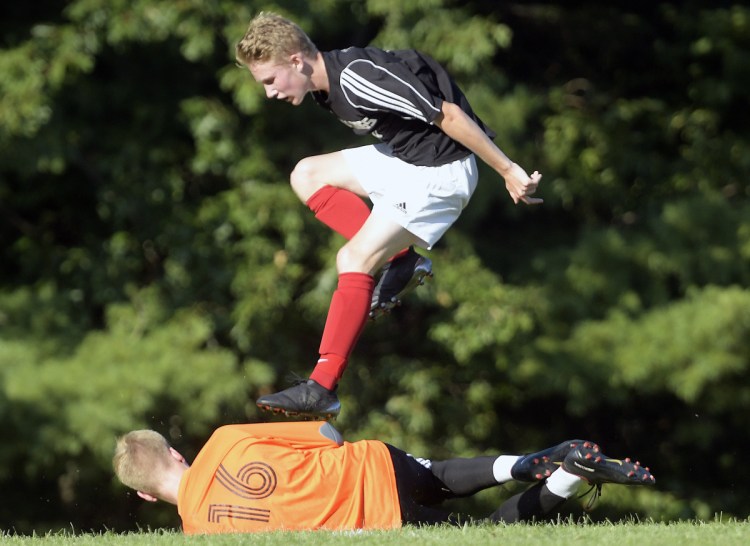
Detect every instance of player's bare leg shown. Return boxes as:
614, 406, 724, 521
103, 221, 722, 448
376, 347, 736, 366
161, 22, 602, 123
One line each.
290, 151, 368, 202
292, 151, 433, 316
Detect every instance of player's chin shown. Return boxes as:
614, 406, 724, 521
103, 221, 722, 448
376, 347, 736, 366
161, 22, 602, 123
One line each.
292, 96, 307, 106
283, 95, 304, 106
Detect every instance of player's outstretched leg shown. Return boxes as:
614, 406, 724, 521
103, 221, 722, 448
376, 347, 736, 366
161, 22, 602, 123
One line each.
493, 441, 656, 522
370, 246, 432, 319
256, 379, 340, 420
562, 441, 656, 485
510, 439, 586, 482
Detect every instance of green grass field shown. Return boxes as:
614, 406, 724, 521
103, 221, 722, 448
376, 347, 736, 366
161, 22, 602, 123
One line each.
2, 521, 749, 546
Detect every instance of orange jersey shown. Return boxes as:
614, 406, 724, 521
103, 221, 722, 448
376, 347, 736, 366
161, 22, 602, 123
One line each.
177, 421, 401, 534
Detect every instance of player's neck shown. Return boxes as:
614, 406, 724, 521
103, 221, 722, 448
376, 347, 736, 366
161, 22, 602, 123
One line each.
161, 466, 187, 505
308, 51, 329, 94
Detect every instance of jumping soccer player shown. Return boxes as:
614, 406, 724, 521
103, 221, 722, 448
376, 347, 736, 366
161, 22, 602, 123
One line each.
114, 421, 655, 534
235, 13, 543, 419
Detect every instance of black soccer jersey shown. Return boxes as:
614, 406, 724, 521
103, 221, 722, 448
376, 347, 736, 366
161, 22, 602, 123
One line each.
312, 47, 496, 167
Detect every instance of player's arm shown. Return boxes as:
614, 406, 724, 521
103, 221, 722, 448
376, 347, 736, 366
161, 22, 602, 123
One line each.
434, 101, 542, 205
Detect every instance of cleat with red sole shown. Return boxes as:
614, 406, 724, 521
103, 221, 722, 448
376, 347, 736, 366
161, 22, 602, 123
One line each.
510, 440, 586, 482
563, 442, 656, 486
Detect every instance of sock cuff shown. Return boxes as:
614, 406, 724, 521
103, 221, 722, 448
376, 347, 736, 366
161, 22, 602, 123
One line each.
305, 185, 338, 212
544, 468, 583, 499
493, 455, 520, 483
338, 272, 375, 289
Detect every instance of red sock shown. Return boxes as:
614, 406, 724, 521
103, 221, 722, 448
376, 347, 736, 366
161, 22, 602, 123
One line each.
310, 272, 375, 390
306, 186, 370, 240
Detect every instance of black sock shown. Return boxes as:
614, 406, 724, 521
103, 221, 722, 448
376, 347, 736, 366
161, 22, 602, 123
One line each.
488, 483, 566, 523
430, 456, 498, 497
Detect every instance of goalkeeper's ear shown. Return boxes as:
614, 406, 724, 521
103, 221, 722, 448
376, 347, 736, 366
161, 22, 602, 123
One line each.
137, 491, 158, 503
169, 447, 187, 464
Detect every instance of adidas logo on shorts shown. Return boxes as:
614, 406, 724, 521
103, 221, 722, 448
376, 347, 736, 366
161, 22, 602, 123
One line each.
394, 202, 407, 214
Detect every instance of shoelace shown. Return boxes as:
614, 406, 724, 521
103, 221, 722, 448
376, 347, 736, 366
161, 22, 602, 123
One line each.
282, 373, 338, 394
578, 483, 603, 511
283, 372, 308, 386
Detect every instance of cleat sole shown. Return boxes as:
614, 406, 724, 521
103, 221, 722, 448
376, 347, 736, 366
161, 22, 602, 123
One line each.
563, 444, 656, 486
256, 403, 338, 421
511, 439, 586, 482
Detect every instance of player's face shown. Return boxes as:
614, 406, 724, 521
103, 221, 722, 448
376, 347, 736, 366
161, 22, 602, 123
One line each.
249, 55, 309, 106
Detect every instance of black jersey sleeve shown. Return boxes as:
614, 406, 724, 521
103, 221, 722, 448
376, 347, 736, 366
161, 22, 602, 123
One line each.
339, 57, 443, 124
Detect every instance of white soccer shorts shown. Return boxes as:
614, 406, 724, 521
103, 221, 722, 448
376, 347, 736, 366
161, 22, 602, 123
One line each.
341, 143, 478, 249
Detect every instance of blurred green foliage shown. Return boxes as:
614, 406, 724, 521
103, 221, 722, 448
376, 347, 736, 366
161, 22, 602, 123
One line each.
1, 0, 749, 533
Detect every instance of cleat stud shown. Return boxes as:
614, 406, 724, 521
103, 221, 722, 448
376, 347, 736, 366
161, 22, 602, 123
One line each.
595, 456, 602, 463
533, 458, 540, 464
535, 473, 542, 480
625, 458, 631, 463
628, 471, 635, 477
585, 453, 593, 460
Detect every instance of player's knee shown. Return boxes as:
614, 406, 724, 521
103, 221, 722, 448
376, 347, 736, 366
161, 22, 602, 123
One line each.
336, 244, 369, 274
290, 157, 321, 202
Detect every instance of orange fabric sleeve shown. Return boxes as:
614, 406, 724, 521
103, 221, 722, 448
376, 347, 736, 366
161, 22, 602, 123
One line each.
177, 422, 401, 534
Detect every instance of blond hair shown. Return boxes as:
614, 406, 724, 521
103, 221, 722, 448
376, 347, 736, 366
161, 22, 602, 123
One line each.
236, 12, 318, 66
113, 430, 173, 494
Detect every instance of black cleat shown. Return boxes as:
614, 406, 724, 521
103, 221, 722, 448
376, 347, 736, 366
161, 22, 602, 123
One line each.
562, 441, 656, 486
256, 380, 341, 420
562, 441, 655, 510
511, 439, 586, 482
370, 247, 433, 320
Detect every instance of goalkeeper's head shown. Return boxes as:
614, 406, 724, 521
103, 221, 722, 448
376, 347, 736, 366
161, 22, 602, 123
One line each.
113, 429, 188, 505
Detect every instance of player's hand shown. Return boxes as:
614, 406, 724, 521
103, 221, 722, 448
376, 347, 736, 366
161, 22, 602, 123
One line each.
503, 163, 543, 205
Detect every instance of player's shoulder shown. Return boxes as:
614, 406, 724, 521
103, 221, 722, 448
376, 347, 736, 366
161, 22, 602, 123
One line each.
327, 46, 405, 70
329, 45, 389, 60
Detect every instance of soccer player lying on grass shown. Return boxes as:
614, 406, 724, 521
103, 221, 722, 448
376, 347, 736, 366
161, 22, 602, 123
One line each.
113, 421, 655, 534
